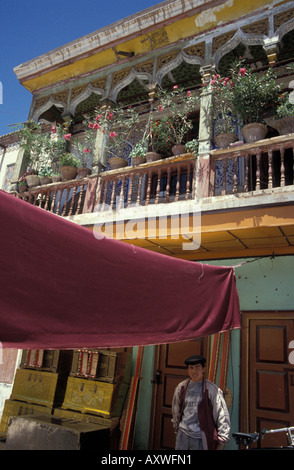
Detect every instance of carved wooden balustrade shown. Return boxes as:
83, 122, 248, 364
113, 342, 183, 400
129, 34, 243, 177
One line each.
13, 135, 294, 217
14, 153, 197, 217
15, 178, 89, 217
210, 133, 294, 196
93, 153, 196, 212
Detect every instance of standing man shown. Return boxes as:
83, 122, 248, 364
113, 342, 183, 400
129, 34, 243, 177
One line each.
171, 355, 231, 450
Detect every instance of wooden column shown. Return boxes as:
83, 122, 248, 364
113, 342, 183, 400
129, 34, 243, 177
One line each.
197, 65, 214, 198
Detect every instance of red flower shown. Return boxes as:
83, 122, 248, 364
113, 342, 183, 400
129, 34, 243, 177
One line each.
83, 148, 90, 153
51, 126, 56, 133
239, 67, 246, 76
64, 134, 71, 140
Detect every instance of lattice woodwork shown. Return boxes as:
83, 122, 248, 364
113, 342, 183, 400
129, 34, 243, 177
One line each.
184, 42, 205, 58
241, 18, 269, 36
274, 8, 294, 31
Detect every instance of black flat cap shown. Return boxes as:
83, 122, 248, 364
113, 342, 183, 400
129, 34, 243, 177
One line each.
184, 355, 206, 366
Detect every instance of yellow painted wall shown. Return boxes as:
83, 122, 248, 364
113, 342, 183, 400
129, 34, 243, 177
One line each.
21, 0, 280, 92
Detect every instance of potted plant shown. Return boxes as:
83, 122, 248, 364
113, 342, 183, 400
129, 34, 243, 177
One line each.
205, 74, 239, 148
17, 176, 28, 193
148, 117, 175, 160
43, 123, 69, 162
14, 121, 45, 171
13, 121, 46, 186
92, 103, 140, 169
52, 173, 62, 183
38, 166, 53, 185
17, 170, 32, 190
155, 85, 199, 155
185, 138, 199, 155
77, 154, 92, 178
129, 139, 148, 166
14, 120, 70, 185
58, 153, 79, 181
25, 171, 40, 188
230, 62, 282, 142
71, 121, 95, 178
269, 91, 294, 135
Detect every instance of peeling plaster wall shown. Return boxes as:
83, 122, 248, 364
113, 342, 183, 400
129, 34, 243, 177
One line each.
15, 0, 280, 93
193, 0, 278, 32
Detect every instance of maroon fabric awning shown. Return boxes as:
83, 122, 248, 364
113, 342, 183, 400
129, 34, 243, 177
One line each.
0, 190, 240, 349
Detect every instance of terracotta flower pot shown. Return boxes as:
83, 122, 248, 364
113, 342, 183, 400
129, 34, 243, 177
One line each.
132, 156, 146, 166
242, 123, 267, 143
25, 174, 40, 188
39, 176, 52, 185
272, 117, 294, 135
52, 174, 62, 183
60, 166, 78, 181
108, 157, 128, 170
18, 184, 28, 193
77, 167, 91, 179
145, 152, 162, 163
214, 133, 238, 149
171, 144, 186, 156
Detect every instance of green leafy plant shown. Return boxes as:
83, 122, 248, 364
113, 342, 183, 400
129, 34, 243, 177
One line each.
71, 117, 96, 167
155, 86, 199, 146
43, 123, 69, 162
185, 139, 199, 155
276, 92, 294, 118
13, 120, 71, 174
149, 116, 175, 156
38, 166, 53, 177
230, 63, 282, 124
92, 103, 140, 161
13, 121, 47, 170
129, 139, 148, 159
59, 153, 80, 168
205, 74, 237, 134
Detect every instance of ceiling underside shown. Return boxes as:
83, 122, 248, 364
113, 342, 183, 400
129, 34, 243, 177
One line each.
87, 205, 294, 260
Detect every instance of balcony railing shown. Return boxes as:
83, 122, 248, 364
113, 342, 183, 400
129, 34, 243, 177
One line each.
15, 178, 89, 217
14, 153, 196, 217
12, 134, 294, 217
94, 153, 196, 212
210, 133, 294, 196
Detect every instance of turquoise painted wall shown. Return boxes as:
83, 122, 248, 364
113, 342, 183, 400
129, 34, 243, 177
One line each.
133, 255, 294, 450
218, 255, 294, 311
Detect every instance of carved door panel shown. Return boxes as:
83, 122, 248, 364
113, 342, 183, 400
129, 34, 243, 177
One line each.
150, 338, 209, 450
241, 312, 294, 448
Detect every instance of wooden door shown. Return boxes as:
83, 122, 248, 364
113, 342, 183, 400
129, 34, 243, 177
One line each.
149, 338, 209, 450
241, 312, 294, 448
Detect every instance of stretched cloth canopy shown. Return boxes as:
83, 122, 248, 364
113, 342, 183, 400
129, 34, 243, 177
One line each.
0, 190, 240, 349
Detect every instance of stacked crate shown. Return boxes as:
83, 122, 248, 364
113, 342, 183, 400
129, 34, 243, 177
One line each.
0, 349, 72, 438
54, 348, 131, 420
0, 348, 132, 448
